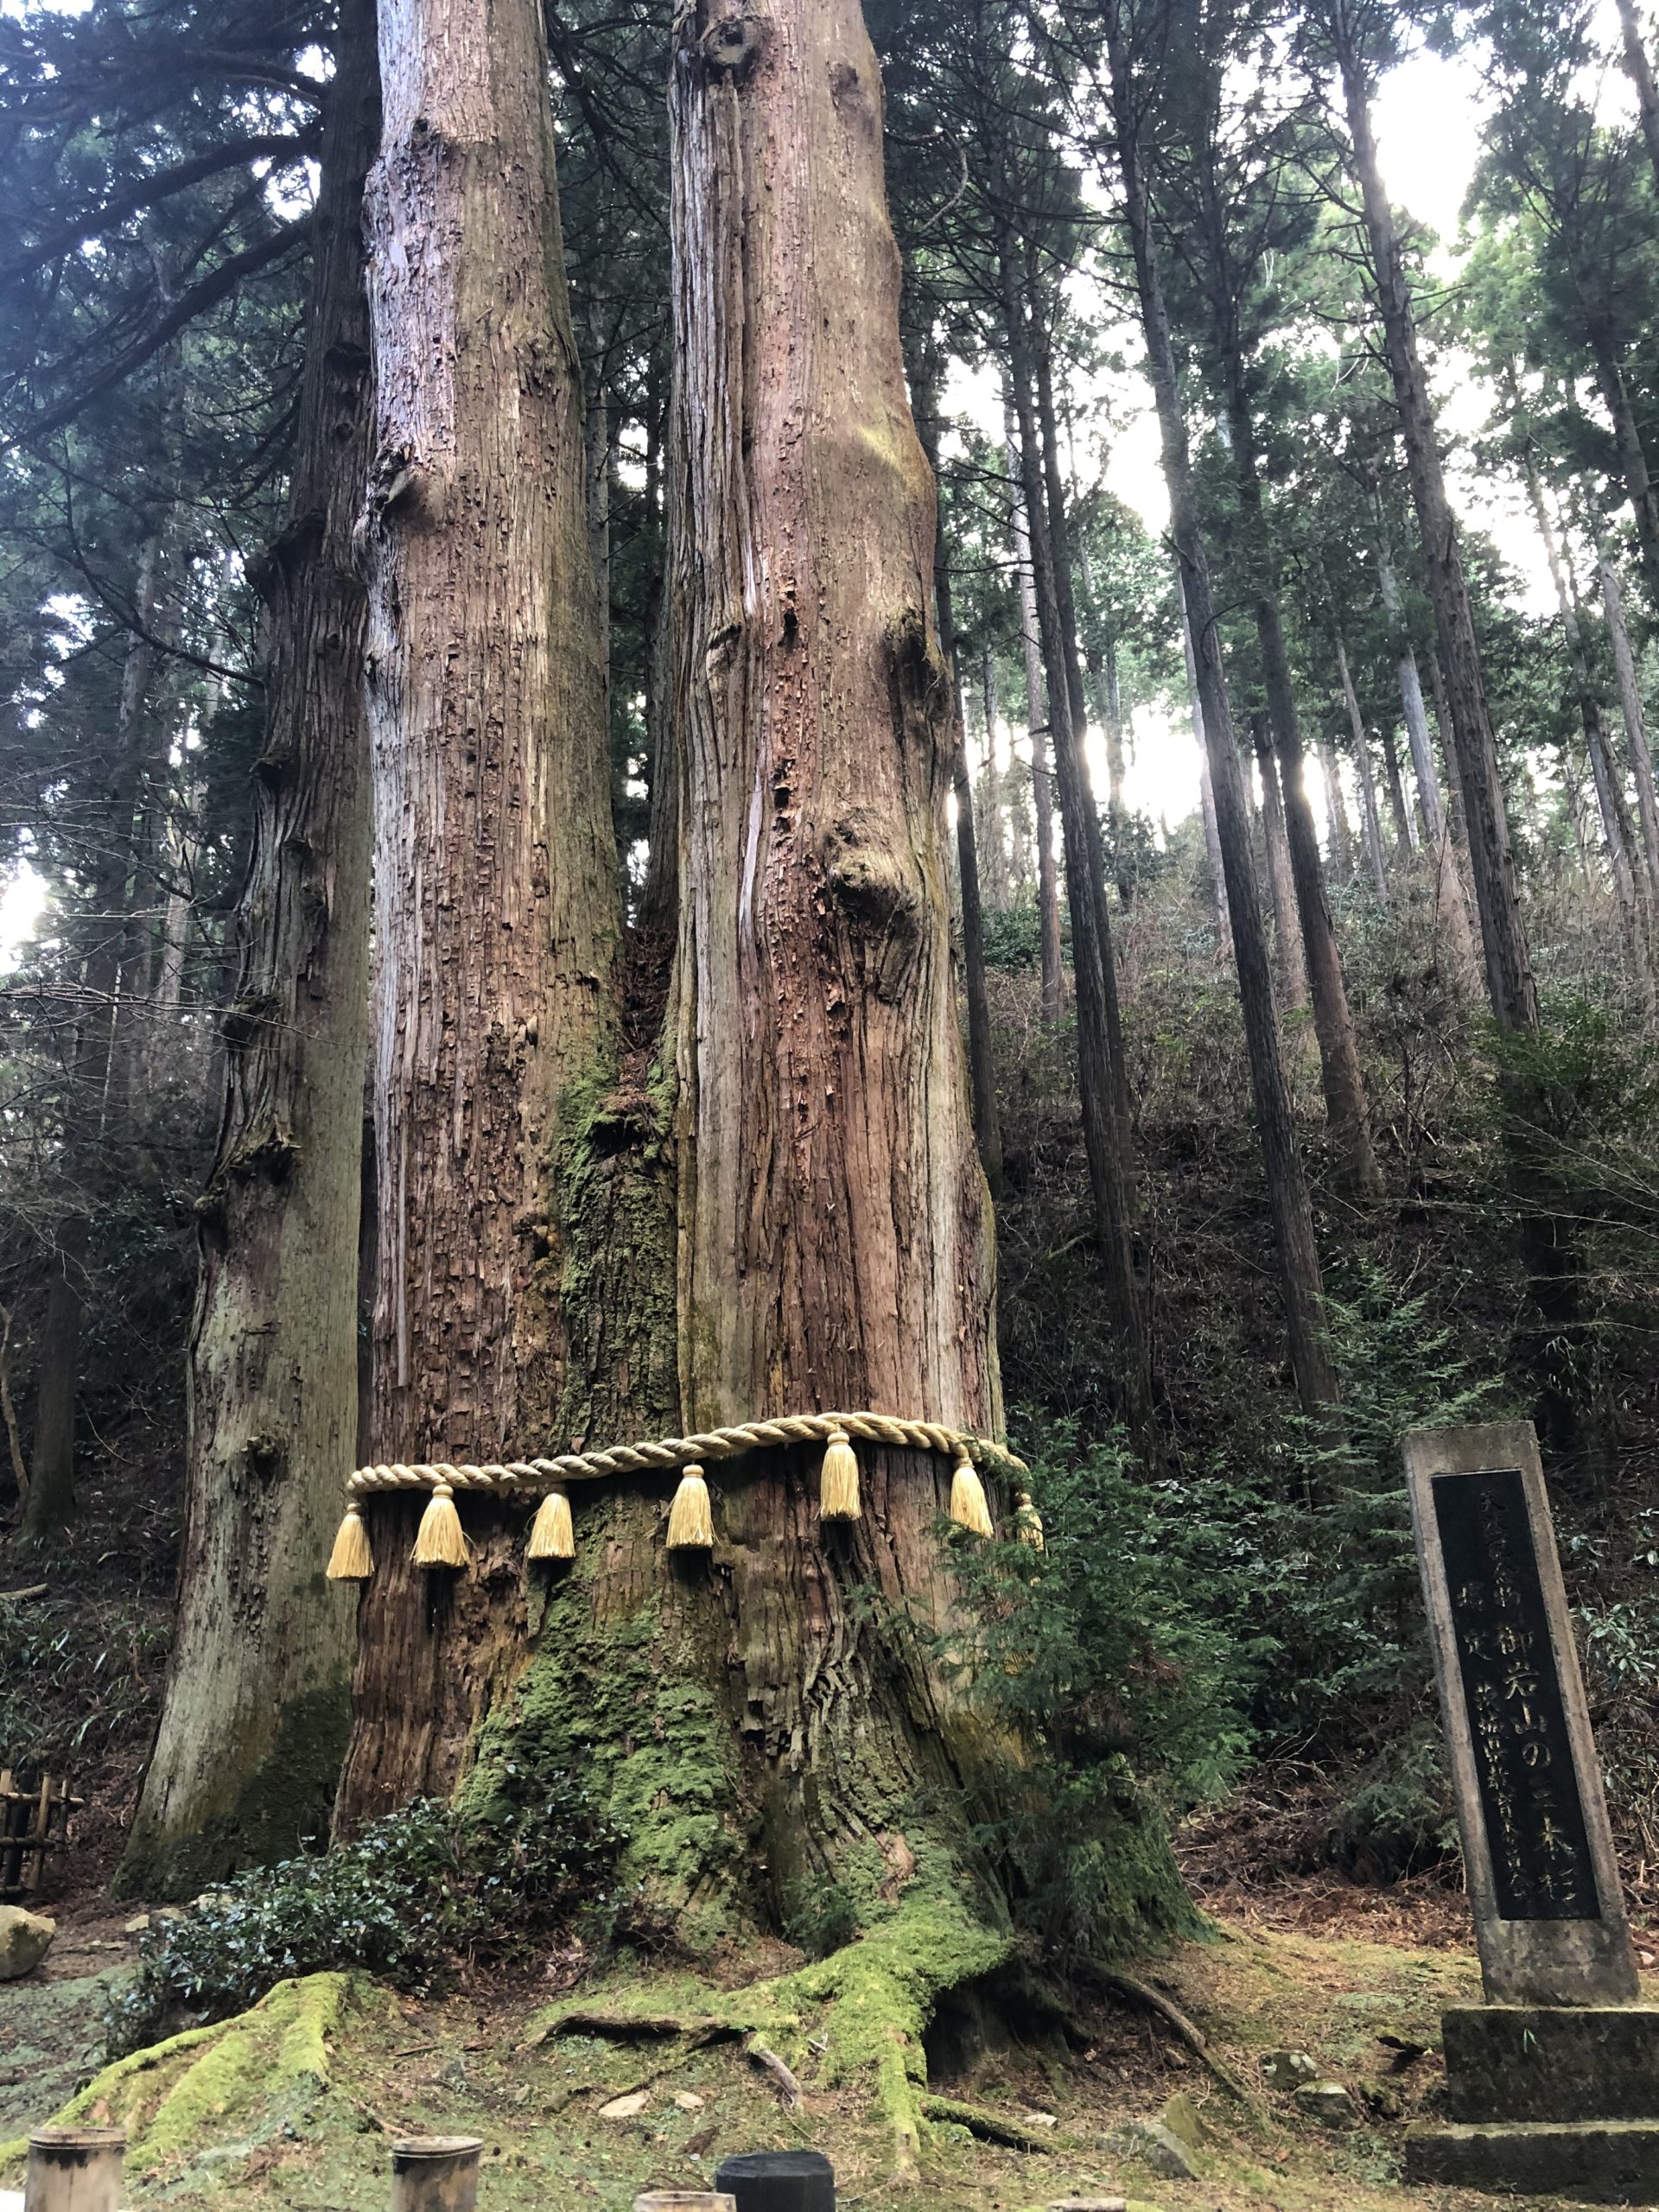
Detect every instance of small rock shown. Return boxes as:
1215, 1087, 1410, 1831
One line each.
192, 1890, 236, 1911
673, 2090, 705, 2113
1262, 2049, 1319, 2089
1160, 2091, 1205, 2150
1048, 2199, 1128, 2210
598, 2089, 652, 2120
1023, 2110, 1059, 2128
1126, 2120, 1200, 2180
124, 1913, 150, 1934
1294, 2079, 1357, 2130
0, 1904, 55, 1980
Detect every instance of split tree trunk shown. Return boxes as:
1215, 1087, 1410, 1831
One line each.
1317, 732, 1355, 881
337, 0, 624, 1820
1333, 4, 1537, 1033
117, 0, 381, 1897
1338, 637, 1389, 903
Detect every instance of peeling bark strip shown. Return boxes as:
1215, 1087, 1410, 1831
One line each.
668, 0, 997, 1436
116, 0, 381, 1897
359, 0, 623, 1465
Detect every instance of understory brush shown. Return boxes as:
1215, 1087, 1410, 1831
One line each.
105, 1784, 624, 2057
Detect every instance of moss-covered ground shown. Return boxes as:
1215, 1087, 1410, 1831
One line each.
3, 1904, 1643, 2210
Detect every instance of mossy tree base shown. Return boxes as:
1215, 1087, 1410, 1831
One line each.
0, 1974, 356, 2183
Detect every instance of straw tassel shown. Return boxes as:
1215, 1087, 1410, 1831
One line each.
818, 1426, 861, 1522
949, 1451, 995, 1538
326, 1501, 374, 1580
666, 1463, 714, 1550
412, 1479, 470, 1568
527, 1484, 575, 1562
1014, 1489, 1045, 1550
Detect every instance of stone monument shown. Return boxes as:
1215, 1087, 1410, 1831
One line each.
1402, 1420, 1659, 2197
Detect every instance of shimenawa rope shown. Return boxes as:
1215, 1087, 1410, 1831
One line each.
326, 1410, 1040, 1580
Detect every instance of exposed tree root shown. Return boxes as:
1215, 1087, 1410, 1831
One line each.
1096, 1968, 1258, 2110
918, 2092, 1063, 2152
742, 2034, 803, 2107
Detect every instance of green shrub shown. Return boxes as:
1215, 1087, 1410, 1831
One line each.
929, 1420, 1249, 1963
105, 1785, 623, 2057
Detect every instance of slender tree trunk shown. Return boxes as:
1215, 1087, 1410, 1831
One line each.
1332, 5, 1537, 1033
1598, 533, 1659, 905
337, 0, 624, 1821
1375, 512, 1479, 986
1027, 292, 1135, 1142
1252, 712, 1308, 1011
117, 0, 381, 1897
1317, 730, 1355, 880
1002, 291, 1150, 1428
1219, 359, 1376, 1189
22, 532, 167, 1541
1379, 721, 1416, 850
977, 649, 1010, 909
1526, 462, 1648, 971
1005, 410, 1065, 1018
913, 366, 1002, 1195
1184, 591, 1230, 950
1586, 330, 1659, 613
1615, 0, 1659, 195
1105, 0, 1338, 1410
1338, 636, 1389, 903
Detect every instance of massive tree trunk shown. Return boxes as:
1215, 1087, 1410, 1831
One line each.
1332, 3, 1538, 1033
1103, 0, 1338, 1411
336, 0, 625, 1821
117, 0, 381, 1897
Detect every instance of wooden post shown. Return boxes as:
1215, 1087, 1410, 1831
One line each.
388, 2136, 483, 2212
23, 2128, 125, 2212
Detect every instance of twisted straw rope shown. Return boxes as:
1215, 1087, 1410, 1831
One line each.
347, 1410, 1027, 1501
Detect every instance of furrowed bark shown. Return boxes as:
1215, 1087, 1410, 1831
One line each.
337, 0, 624, 1821
117, 0, 381, 1897
666, 0, 1007, 1918
1251, 711, 1309, 1013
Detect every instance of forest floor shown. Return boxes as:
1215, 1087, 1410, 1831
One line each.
3, 1865, 1653, 2210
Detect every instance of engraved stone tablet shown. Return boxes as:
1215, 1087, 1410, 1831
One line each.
1404, 1420, 1638, 2005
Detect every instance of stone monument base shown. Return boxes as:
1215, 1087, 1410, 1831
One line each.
1405, 2119, 1659, 2197
1406, 2006, 1659, 2198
